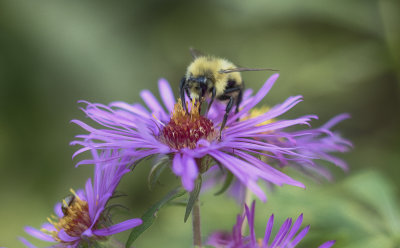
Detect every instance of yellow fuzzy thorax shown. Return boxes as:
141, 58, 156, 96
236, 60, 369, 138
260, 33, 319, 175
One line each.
185, 56, 242, 96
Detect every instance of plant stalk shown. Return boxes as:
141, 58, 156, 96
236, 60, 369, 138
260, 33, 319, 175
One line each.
109, 237, 124, 248
192, 197, 202, 247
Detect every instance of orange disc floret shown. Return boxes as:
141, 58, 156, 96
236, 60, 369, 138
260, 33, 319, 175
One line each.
44, 192, 103, 243
160, 99, 216, 150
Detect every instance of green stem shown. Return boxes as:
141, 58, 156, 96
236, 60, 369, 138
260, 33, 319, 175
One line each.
109, 237, 124, 248
192, 197, 202, 247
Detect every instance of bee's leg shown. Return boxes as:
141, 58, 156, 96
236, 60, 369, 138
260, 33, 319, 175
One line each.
235, 87, 243, 114
220, 86, 242, 113
179, 77, 188, 113
218, 86, 242, 139
223, 87, 242, 95
234, 88, 244, 123
206, 87, 216, 115
220, 96, 234, 139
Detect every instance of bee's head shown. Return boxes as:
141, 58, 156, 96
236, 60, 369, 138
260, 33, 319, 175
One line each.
187, 76, 210, 101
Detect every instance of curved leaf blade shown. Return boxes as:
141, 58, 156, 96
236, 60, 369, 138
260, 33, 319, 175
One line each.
125, 187, 186, 247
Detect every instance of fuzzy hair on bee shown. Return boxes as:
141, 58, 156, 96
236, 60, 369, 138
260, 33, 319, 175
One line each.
184, 56, 243, 102
179, 48, 278, 137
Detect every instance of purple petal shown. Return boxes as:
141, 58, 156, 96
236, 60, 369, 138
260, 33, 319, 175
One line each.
78, 102, 139, 132
90, 205, 106, 230
208, 150, 267, 201
227, 179, 247, 204
322, 113, 350, 130
233, 150, 305, 188
294, 161, 333, 181
281, 214, 304, 247
247, 181, 267, 202
85, 178, 96, 221
110, 101, 151, 119
158, 78, 175, 113
242, 88, 253, 100
76, 189, 86, 200
172, 153, 183, 176
183, 154, 199, 180
206, 231, 233, 247
72, 146, 92, 159
288, 225, 310, 247
82, 228, 94, 238
227, 95, 303, 134
53, 202, 63, 218
270, 218, 292, 247
319, 240, 336, 248
41, 223, 56, 232
93, 218, 143, 236
228, 73, 279, 124
262, 214, 274, 247
24, 226, 54, 242
245, 202, 257, 246
320, 153, 349, 171
140, 90, 167, 118
181, 154, 199, 191
19, 237, 37, 248
228, 116, 317, 137
58, 229, 80, 242
232, 214, 245, 245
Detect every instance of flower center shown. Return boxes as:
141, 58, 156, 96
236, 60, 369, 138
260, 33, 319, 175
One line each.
45, 192, 99, 243
160, 100, 216, 150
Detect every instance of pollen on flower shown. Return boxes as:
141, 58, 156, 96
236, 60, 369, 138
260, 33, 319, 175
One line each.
160, 99, 216, 150
43, 190, 103, 243
257, 238, 265, 246
244, 106, 275, 126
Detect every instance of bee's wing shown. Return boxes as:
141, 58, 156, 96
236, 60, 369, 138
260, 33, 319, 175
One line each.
189, 47, 205, 59
219, 67, 279, 73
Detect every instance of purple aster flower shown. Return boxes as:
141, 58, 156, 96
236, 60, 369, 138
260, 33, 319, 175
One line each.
21, 150, 142, 247
71, 74, 340, 201
217, 95, 352, 182
241, 104, 352, 178
207, 201, 335, 248
280, 113, 352, 181
203, 112, 352, 204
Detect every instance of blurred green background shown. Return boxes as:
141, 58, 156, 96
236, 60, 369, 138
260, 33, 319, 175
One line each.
1, 0, 399, 247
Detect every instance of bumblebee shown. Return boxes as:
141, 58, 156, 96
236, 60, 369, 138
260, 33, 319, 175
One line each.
180, 49, 277, 135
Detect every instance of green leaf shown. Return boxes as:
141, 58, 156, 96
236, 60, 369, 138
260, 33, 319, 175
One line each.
184, 176, 202, 223
169, 199, 189, 207
214, 171, 233, 196
147, 157, 168, 190
344, 234, 394, 248
344, 171, 400, 235
125, 187, 186, 248
78, 241, 104, 248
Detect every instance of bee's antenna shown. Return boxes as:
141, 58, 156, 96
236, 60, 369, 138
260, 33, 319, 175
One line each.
189, 47, 205, 59
219, 68, 279, 73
